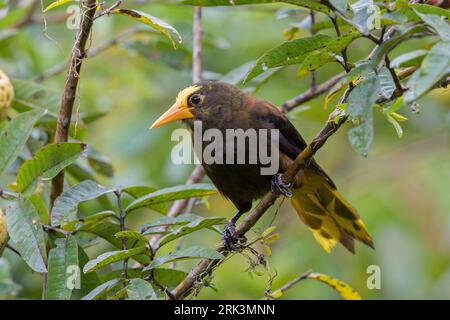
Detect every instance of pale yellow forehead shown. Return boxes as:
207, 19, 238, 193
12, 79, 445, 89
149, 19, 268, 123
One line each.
176, 85, 201, 104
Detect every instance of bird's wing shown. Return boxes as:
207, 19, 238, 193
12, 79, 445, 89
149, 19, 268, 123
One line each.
257, 99, 336, 188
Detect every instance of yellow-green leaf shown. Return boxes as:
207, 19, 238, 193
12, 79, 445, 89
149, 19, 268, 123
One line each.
111, 9, 181, 48
308, 273, 361, 300
43, 0, 73, 13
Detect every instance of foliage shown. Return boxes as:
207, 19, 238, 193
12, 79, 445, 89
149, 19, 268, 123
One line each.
0, 0, 448, 300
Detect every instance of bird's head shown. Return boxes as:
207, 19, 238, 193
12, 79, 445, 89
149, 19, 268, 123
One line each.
151, 81, 244, 128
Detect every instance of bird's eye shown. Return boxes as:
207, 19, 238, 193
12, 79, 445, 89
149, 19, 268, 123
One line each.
189, 94, 203, 106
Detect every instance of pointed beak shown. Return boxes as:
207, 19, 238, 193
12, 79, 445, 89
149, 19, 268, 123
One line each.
150, 100, 194, 129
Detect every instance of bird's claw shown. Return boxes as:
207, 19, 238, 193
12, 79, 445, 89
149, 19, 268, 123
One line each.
222, 221, 247, 251
271, 173, 292, 198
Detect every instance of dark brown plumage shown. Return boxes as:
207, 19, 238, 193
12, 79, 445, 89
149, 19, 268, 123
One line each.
151, 81, 373, 253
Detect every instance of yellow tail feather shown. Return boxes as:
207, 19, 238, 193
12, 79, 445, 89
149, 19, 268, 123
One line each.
291, 170, 373, 253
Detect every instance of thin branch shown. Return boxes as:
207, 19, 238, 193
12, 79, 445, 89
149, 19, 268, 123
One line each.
0, 189, 19, 200
280, 72, 345, 112
49, 0, 98, 213
34, 27, 139, 82
192, 7, 203, 84
94, 0, 123, 20
171, 106, 349, 299
42, 225, 72, 237
13, 0, 38, 29
6, 244, 21, 257
262, 270, 312, 299
385, 56, 405, 95
170, 45, 421, 302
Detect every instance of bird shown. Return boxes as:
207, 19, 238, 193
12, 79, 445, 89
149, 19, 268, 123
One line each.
151, 81, 373, 253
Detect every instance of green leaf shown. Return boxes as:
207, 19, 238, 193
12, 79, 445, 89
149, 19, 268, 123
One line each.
51, 180, 115, 226
244, 34, 332, 83
5, 198, 47, 273
81, 278, 122, 300
11, 79, 60, 116
60, 211, 116, 232
378, 67, 396, 99
16, 143, 87, 195
0, 258, 22, 296
83, 247, 147, 273
126, 278, 154, 300
111, 9, 182, 48
296, 31, 361, 77
153, 268, 188, 290
47, 236, 79, 300
0, 109, 44, 178
71, 246, 101, 299
125, 183, 217, 213
182, 0, 332, 14
86, 146, 114, 178
330, 0, 347, 12
145, 246, 224, 270
43, 0, 74, 12
390, 49, 428, 68
122, 186, 168, 214
386, 114, 404, 138
347, 70, 380, 156
404, 41, 450, 103
156, 216, 227, 248
115, 231, 148, 244
410, 3, 450, 20
28, 194, 48, 228
75, 221, 149, 266
413, 10, 450, 42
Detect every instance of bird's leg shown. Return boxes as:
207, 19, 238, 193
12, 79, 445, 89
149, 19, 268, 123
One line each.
222, 210, 247, 251
271, 173, 293, 198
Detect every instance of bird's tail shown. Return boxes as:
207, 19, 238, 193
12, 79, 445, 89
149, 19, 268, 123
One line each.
290, 169, 373, 253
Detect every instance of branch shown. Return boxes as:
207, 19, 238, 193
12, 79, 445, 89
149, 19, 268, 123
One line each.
262, 270, 312, 299
170, 38, 421, 301
13, 0, 38, 29
192, 7, 202, 84
280, 72, 345, 112
171, 106, 349, 299
34, 27, 139, 82
49, 0, 98, 213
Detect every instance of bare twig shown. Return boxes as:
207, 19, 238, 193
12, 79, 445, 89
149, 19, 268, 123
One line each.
192, 7, 202, 84
94, 0, 123, 20
34, 27, 139, 82
170, 47, 421, 302
13, 0, 38, 29
42, 225, 72, 237
49, 0, 97, 212
0, 189, 19, 200
171, 106, 349, 299
281, 73, 345, 112
262, 269, 312, 299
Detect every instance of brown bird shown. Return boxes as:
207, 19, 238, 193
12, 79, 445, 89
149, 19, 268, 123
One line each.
151, 81, 373, 253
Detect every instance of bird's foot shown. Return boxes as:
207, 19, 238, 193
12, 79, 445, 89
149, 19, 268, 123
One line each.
271, 173, 292, 198
222, 221, 247, 251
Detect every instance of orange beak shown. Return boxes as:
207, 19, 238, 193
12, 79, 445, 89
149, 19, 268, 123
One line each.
150, 100, 194, 129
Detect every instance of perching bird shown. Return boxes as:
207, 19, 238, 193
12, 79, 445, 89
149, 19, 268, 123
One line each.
151, 81, 373, 253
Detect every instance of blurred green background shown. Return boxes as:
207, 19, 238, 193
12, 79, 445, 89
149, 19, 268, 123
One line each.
1, 0, 449, 299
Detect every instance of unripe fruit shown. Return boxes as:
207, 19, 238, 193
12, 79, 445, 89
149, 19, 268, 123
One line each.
0, 209, 9, 256
0, 209, 9, 255
0, 70, 14, 119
